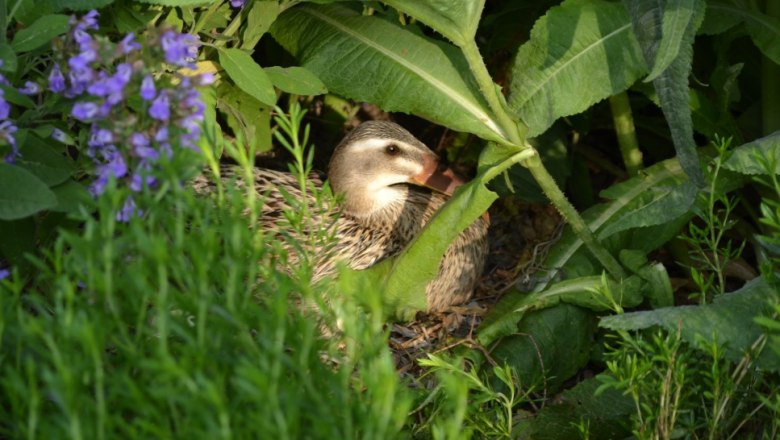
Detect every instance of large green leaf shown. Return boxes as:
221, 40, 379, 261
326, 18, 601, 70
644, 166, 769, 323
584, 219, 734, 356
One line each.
600, 277, 780, 371
218, 48, 277, 107
270, 3, 506, 143
241, 0, 280, 49
0, 164, 57, 220
16, 134, 75, 187
597, 180, 698, 239
382, 0, 485, 46
627, 0, 706, 187
10, 14, 70, 53
514, 376, 633, 439
722, 131, 780, 175
705, 1, 780, 65
51, 0, 114, 11
623, 0, 699, 81
477, 275, 643, 345
488, 304, 596, 392
507, 0, 647, 137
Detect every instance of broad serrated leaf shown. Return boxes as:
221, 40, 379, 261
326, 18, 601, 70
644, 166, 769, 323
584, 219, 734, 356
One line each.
477, 275, 643, 345
599, 277, 780, 371
270, 3, 506, 143
0, 164, 57, 220
265, 66, 327, 96
698, 0, 741, 35
218, 48, 277, 106
598, 179, 698, 239
136, 0, 218, 5
10, 14, 70, 53
51, 0, 114, 11
706, 1, 780, 65
488, 304, 596, 392
17, 135, 75, 187
623, 0, 699, 81
628, 0, 706, 187
382, 0, 485, 46
507, 0, 647, 137
722, 131, 780, 175
515, 376, 633, 439
382, 177, 497, 318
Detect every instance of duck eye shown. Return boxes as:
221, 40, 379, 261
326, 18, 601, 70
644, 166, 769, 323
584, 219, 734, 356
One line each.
385, 144, 400, 156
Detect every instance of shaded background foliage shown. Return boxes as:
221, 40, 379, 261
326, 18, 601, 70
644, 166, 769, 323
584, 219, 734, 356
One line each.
0, 0, 779, 438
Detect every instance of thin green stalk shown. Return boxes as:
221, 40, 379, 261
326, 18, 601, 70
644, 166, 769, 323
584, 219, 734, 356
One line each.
524, 150, 626, 279
762, 1, 780, 136
609, 92, 644, 174
460, 39, 625, 279
460, 40, 524, 144
191, 1, 223, 36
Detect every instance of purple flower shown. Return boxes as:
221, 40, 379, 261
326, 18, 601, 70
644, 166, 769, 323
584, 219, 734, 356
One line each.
49, 64, 66, 93
130, 132, 159, 160
73, 9, 99, 32
0, 91, 9, 120
18, 81, 41, 95
88, 127, 114, 148
69, 49, 97, 71
140, 75, 156, 101
87, 63, 132, 98
149, 91, 170, 121
0, 268, 9, 280
117, 33, 141, 55
51, 128, 69, 143
116, 197, 140, 222
230, 0, 245, 8
72, 102, 100, 121
195, 72, 215, 86
0, 120, 19, 162
160, 30, 199, 67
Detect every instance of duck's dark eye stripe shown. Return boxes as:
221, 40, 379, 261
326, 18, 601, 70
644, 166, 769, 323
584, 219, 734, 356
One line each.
385, 144, 400, 155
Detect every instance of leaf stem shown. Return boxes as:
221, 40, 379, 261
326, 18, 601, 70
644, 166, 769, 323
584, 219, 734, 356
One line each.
460, 40, 525, 143
609, 92, 644, 174
523, 150, 626, 279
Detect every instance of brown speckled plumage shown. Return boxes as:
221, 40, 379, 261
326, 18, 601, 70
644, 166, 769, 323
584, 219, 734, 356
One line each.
193, 121, 488, 312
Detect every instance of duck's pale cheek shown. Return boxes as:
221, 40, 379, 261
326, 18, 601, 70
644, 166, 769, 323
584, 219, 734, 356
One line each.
372, 187, 407, 211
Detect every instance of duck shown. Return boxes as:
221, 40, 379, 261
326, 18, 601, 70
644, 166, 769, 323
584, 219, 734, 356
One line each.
195, 121, 489, 313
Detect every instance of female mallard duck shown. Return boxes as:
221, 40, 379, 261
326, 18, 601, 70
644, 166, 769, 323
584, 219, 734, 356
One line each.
198, 121, 489, 313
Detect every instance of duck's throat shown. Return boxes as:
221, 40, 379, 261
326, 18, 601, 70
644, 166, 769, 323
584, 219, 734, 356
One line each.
342, 185, 409, 220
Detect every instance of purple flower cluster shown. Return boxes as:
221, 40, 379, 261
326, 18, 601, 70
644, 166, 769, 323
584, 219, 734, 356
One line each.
0, 64, 19, 163
230, 0, 246, 8
49, 10, 213, 219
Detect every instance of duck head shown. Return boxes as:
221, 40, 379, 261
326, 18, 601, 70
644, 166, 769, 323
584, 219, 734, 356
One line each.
328, 121, 463, 217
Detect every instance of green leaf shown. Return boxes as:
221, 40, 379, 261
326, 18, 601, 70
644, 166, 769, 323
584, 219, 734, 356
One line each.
216, 84, 273, 152
0, 218, 36, 269
0, 84, 35, 108
706, 1, 780, 65
51, 0, 114, 10
270, 3, 506, 143
515, 376, 633, 439
264, 66, 327, 96
50, 180, 92, 214
218, 48, 277, 106
381, 177, 498, 318
488, 304, 596, 392
507, 0, 648, 137
0, 164, 57, 220
698, 0, 741, 35
16, 134, 75, 187
598, 180, 698, 239
242, 0, 280, 49
600, 277, 780, 371
623, 0, 699, 81
477, 275, 643, 345
136, 0, 219, 6
722, 131, 780, 175
627, 0, 706, 187
382, 0, 485, 46
0, 44, 18, 74
10, 14, 70, 53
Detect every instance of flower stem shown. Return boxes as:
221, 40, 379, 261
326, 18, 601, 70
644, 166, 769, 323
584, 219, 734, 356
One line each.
609, 92, 644, 175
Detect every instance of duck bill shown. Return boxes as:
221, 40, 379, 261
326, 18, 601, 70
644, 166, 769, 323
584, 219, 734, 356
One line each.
409, 153, 465, 196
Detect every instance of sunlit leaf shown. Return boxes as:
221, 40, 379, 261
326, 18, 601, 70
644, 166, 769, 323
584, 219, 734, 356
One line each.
270, 3, 506, 143
382, 0, 485, 46
10, 14, 70, 53
507, 0, 647, 137
722, 131, 780, 175
218, 48, 277, 106
600, 277, 780, 371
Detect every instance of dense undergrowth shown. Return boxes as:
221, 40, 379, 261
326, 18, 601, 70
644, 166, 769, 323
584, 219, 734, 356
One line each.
1, 0, 780, 438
